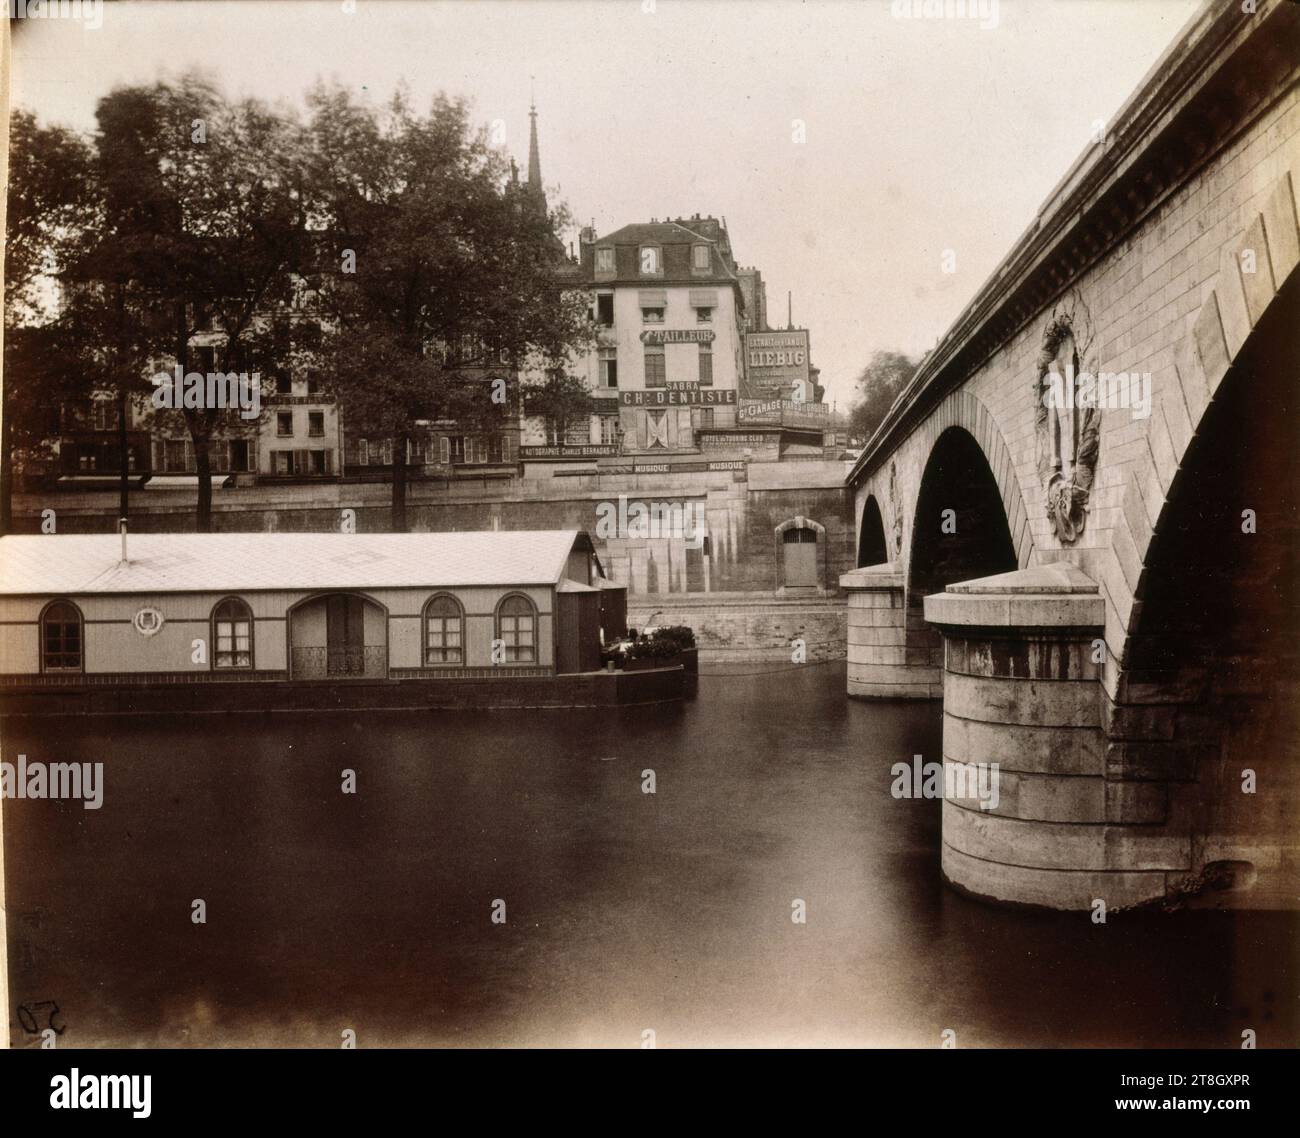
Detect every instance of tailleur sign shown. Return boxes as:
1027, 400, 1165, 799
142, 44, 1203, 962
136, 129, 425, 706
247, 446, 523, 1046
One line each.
639, 329, 715, 345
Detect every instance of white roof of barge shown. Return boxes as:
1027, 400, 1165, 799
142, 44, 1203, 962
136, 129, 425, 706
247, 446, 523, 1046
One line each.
0, 531, 593, 595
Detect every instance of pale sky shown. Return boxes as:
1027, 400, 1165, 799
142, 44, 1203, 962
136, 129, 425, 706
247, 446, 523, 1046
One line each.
10, 0, 1204, 409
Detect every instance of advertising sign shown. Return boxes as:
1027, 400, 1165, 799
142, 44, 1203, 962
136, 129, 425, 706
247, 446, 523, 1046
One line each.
520, 444, 617, 460
639, 329, 715, 345
620, 389, 737, 407
744, 329, 810, 397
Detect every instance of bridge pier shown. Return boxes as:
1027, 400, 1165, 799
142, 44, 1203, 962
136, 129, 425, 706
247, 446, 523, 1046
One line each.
926, 564, 1176, 911
840, 564, 941, 699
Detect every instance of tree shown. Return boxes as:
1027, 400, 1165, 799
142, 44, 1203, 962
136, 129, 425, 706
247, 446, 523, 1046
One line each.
523, 371, 595, 446
2, 110, 96, 532
847, 350, 921, 444
88, 79, 307, 530
306, 83, 593, 530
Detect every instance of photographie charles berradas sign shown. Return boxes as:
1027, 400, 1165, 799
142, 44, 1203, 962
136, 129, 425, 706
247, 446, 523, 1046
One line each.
1, 0, 1298, 1103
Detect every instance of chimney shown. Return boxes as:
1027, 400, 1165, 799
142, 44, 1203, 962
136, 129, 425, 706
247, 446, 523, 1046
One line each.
119, 517, 129, 565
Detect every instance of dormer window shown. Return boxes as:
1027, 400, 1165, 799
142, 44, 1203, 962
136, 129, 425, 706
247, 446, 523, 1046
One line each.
639, 246, 662, 275
595, 247, 615, 275
692, 244, 711, 272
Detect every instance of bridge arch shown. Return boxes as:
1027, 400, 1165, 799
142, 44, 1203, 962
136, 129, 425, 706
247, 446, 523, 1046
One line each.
906, 424, 1020, 682
905, 389, 1033, 572
857, 495, 887, 567
1106, 185, 1300, 904
841, 391, 1031, 700
1115, 172, 1300, 678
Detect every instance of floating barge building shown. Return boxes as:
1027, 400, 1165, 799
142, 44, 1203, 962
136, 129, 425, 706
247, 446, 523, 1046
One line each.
0, 530, 683, 715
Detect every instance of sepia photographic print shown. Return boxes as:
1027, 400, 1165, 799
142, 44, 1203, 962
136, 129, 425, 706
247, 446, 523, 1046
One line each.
1, 0, 1298, 1113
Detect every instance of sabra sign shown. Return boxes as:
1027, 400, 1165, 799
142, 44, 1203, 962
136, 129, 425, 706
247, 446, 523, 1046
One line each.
640, 329, 715, 345
620, 389, 737, 407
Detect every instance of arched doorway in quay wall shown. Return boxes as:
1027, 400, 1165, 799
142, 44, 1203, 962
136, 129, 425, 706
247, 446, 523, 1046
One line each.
774, 516, 827, 593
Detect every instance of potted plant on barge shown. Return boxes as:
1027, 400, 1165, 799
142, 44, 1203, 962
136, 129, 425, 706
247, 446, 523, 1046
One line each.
649, 626, 697, 674
623, 626, 697, 672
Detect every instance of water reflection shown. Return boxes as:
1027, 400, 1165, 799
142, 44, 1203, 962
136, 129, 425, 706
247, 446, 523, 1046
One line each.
4, 663, 1295, 1047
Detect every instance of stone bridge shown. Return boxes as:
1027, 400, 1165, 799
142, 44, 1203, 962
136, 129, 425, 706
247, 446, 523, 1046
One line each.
843, 1, 1300, 911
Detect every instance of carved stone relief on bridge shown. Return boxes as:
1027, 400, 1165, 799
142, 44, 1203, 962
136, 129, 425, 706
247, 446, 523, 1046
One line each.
1035, 290, 1101, 544
888, 461, 904, 558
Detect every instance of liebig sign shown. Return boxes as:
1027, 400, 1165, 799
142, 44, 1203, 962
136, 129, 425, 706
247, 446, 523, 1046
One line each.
743, 328, 810, 396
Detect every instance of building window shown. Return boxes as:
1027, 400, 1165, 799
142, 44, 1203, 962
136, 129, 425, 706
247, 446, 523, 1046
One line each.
275, 372, 292, 396
423, 594, 464, 665
229, 439, 251, 472
496, 594, 537, 663
644, 346, 666, 388
212, 597, 253, 669
599, 348, 618, 389
696, 306, 713, 323
447, 435, 467, 465
599, 415, 619, 445
357, 438, 369, 466
306, 371, 321, 395
698, 344, 713, 385
40, 600, 83, 673
695, 407, 715, 429
595, 247, 615, 274
692, 244, 711, 271
596, 293, 614, 325
273, 450, 292, 475
164, 439, 188, 472
277, 411, 293, 437
309, 450, 328, 476
638, 246, 661, 275
645, 408, 670, 448
308, 411, 325, 437
195, 346, 216, 372
91, 400, 116, 432
641, 306, 664, 324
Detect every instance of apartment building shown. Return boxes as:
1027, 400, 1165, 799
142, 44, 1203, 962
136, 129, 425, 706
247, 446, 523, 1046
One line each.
524, 215, 746, 459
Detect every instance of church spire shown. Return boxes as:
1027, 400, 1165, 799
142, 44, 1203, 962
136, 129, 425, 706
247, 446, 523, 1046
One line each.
527, 98, 542, 191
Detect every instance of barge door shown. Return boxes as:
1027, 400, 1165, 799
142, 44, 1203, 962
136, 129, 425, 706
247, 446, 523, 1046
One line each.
326, 594, 367, 676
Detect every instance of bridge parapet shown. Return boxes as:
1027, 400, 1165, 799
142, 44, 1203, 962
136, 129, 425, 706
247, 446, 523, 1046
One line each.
926, 564, 1179, 911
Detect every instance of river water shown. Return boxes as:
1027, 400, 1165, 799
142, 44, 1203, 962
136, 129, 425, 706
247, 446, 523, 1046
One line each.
4, 662, 1296, 1048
